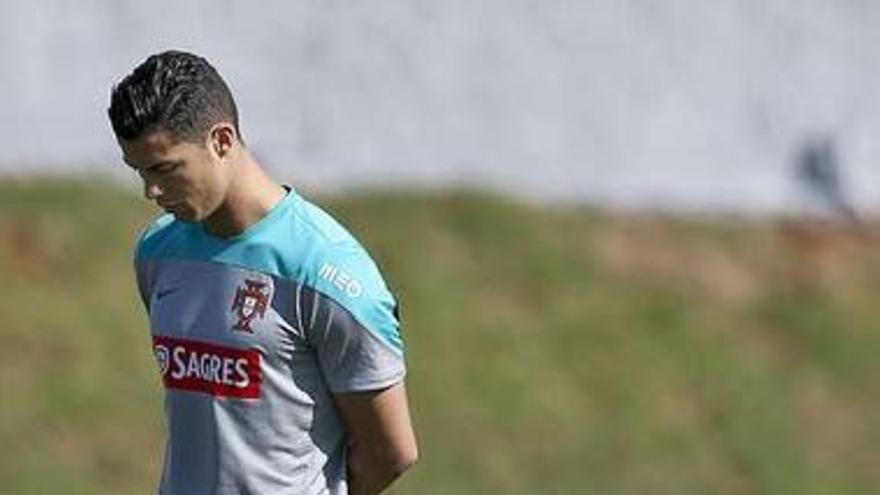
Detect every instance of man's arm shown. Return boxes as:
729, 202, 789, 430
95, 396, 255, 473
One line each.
334, 382, 418, 495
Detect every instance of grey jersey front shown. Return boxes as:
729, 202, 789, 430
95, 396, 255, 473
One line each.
135, 189, 406, 494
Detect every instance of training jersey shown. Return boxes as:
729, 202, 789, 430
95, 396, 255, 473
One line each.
134, 187, 405, 495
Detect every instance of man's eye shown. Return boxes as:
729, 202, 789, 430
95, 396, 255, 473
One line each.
155, 163, 179, 174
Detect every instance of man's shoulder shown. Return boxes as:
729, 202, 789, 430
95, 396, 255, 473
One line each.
288, 195, 396, 311
134, 213, 182, 261
287, 195, 386, 287
291, 196, 403, 357
289, 193, 360, 248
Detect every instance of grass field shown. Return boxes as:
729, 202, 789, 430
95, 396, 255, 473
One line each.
1, 178, 878, 494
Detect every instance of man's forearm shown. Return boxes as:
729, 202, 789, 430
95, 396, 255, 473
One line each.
335, 384, 418, 495
346, 440, 416, 495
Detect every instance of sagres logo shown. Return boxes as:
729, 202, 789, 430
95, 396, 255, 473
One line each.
231, 278, 271, 333
154, 344, 170, 376
152, 335, 261, 398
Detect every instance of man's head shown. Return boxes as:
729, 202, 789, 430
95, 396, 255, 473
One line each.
108, 50, 240, 143
109, 51, 243, 222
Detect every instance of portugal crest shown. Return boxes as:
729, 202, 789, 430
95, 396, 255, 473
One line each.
231, 279, 270, 332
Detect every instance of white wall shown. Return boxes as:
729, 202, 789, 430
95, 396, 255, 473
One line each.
1, 0, 878, 213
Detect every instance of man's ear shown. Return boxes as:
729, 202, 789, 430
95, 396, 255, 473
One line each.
208, 123, 237, 159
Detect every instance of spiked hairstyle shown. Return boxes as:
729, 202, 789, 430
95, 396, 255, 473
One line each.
108, 50, 241, 143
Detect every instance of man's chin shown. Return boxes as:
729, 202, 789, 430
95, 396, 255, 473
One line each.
163, 206, 198, 222
174, 211, 200, 222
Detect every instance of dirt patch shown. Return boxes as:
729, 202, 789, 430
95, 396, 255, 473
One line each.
775, 220, 878, 290
2, 220, 64, 278
597, 218, 758, 306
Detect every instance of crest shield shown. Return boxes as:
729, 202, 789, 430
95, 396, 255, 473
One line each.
231, 279, 270, 332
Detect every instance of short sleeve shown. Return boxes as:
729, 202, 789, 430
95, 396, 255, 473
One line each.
302, 246, 406, 393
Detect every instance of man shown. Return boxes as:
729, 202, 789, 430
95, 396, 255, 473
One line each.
108, 50, 417, 495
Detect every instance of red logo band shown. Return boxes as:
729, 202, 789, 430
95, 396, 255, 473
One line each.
152, 335, 261, 399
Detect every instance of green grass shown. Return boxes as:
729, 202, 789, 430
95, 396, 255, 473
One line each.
1, 178, 878, 494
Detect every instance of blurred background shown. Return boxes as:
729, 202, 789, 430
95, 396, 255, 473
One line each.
1, 1, 879, 493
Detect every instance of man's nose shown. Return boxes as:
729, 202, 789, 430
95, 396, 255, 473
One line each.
144, 180, 163, 200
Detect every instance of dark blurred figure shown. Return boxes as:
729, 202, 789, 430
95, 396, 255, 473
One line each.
795, 136, 859, 223
781, 136, 869, 287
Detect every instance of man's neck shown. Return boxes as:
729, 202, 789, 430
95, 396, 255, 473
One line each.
203, 152, 287, 239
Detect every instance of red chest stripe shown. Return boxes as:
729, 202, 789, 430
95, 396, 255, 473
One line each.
152, 335, 261, 398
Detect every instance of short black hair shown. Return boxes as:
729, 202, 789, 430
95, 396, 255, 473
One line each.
108, 50, 241, 143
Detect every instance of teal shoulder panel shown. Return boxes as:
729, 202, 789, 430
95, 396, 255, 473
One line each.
291, 195, 403, 355
135, 192, 403, 355
135, 213, 180, 260
310, 243, 403, 355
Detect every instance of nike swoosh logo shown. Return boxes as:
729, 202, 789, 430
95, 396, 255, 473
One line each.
156, 287, 180, 300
